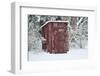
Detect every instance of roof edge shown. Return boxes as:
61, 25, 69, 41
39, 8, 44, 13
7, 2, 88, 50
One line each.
39, 20, 69, 30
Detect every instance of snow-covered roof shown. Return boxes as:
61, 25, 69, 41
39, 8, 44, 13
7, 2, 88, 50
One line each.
39, 21, 69, 30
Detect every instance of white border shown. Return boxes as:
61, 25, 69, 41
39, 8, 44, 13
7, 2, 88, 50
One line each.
11, 2, 96, 74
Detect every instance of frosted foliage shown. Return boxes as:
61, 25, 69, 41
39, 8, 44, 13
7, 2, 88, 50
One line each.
28, 15, 88, 51
28, 30, 42, 52
69, 17, 88, 49
28, 16, 42, 52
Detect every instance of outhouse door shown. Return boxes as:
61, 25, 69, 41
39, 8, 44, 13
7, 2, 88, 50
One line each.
52, 22, 69, 53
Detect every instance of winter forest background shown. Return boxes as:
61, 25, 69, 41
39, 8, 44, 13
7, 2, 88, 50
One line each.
28, 15, 88, 52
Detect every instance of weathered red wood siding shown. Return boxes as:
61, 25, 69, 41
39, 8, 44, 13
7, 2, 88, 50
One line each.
42, 22, 69, 53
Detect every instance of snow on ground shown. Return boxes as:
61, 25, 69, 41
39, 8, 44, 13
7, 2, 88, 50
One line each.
28, 49, 88, 61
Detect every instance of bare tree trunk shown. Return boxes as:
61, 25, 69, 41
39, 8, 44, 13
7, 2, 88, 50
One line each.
80, 38, 82, 48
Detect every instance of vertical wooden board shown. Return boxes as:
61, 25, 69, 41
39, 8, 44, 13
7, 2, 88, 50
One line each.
51, 23, 54, 53
47, 23, 52, 53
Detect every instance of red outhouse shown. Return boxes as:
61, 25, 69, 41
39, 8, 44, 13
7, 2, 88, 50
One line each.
40, 21, 69, 54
